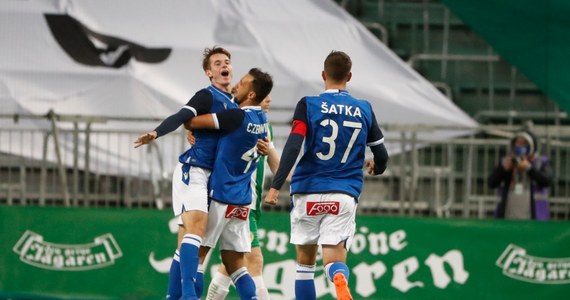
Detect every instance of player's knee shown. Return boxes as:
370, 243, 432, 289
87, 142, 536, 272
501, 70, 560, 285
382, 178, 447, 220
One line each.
182, 211, 208, 236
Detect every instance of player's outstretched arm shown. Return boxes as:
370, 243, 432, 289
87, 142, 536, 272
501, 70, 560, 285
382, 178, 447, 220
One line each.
134, 131, 158, 148
148, 89, 215, 140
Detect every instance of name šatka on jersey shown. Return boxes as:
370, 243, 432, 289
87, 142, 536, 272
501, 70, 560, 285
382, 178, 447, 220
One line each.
321, 102, 362, 117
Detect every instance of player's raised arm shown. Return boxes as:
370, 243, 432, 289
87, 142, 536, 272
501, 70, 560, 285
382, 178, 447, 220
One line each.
133, 89, 213, 148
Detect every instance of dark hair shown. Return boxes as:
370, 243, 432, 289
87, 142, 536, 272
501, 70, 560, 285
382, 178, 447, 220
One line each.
248, 68, 273, 103
324, 50, 352, 82
202, 46, 231, 71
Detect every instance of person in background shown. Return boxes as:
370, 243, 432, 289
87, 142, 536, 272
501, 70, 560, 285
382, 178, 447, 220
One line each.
264, 50, 389, 300
488, 129, 552, 220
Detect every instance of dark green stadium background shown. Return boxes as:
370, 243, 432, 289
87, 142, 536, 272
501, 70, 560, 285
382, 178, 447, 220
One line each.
442, 0, 570, 113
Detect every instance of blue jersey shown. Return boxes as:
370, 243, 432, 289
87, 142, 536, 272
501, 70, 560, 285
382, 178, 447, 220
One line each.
290, 90, 383, 199
179, 85, 238, 169
209, 106, 268, 205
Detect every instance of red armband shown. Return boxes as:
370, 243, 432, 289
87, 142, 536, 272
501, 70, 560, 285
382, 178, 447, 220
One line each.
291, 120, 307, 137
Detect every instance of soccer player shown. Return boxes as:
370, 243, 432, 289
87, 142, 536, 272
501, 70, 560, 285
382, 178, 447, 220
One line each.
264, 51, 389, 300
205, 95, 279, 300
185, 68, 274, 300
134, 47, 241, 300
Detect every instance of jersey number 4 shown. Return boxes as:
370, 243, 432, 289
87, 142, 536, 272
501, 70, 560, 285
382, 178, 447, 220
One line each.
317, 119, 362, 163
241, 146, 261, 174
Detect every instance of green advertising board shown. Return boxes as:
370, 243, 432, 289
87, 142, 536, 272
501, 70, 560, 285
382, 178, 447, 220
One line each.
1, 206, 569, 299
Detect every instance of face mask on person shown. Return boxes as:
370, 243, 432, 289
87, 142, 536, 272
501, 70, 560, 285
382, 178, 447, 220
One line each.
513, 145, 530, 157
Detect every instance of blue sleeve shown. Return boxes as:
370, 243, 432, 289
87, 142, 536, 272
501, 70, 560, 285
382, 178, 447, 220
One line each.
154, 89, 213, 138
367, 109, 384, 144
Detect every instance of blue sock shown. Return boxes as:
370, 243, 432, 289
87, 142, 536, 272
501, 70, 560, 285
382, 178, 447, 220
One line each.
295, 263, 316, 300
230, 267, 256, 300
195, 264, 205, 298
325, 262, 350, 282
179, 234, 201, 299
166, 250, 181, 300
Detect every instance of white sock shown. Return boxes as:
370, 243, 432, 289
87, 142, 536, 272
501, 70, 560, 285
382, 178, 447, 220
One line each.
206, 271, 231, 300
253, 275, 270, 300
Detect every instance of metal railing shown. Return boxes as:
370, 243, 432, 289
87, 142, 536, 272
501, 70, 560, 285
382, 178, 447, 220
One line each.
363, 22, 389, 44
0, 113, 186, 208
1, 114, 569, 220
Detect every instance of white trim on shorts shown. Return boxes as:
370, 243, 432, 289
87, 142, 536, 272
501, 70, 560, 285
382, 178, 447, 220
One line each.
290, 193, 357, 250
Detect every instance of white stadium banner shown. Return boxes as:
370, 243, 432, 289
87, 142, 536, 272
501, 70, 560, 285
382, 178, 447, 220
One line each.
0, 0, 477, 176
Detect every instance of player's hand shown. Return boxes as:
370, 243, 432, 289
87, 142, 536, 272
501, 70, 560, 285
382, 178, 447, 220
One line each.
134, 131, 157, 148
365, 160, 375, 175
264, 188, 279, 205
187, 130, 196, 145
256, 138, 269, 156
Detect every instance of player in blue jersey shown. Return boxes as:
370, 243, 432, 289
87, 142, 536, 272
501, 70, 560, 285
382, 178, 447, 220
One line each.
134, 47, 251, 300
205, 94, 279, 300
264, 51, 389, 300
184, 68, 274, 300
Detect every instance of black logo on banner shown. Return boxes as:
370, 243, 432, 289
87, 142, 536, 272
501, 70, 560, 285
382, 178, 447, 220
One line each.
45, 14, 171, 68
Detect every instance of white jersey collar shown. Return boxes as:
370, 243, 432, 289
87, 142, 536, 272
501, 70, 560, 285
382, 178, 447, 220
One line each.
241, 105, 261, 110
323, 89, 349, 94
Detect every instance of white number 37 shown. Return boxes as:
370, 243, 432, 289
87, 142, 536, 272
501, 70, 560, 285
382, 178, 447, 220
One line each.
316, 119, 362, 163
